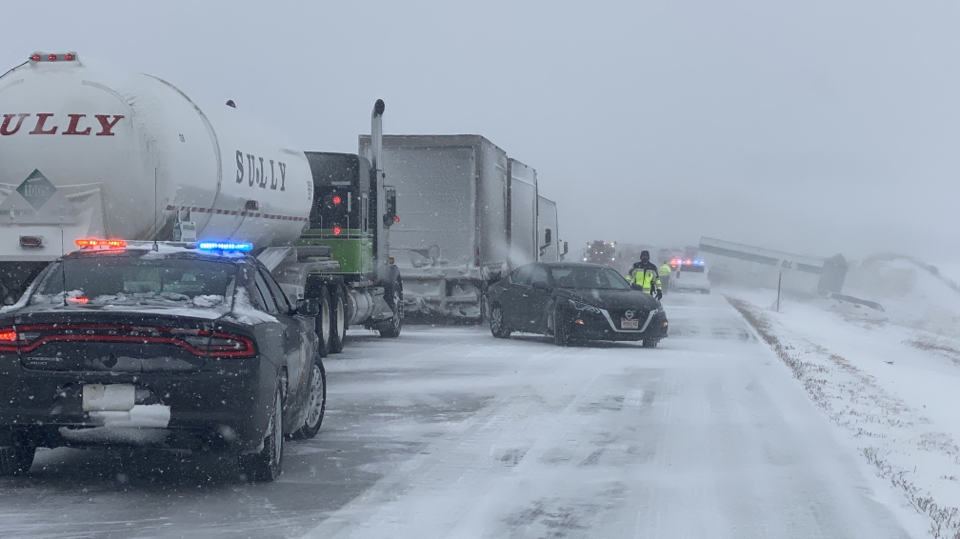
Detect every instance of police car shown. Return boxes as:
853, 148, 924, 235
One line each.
0, 239, 325, 482
670, 258, 711, 294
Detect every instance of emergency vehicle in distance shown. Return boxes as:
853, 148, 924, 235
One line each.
582, 240, 617, 267
670, 257, 711, 294
0, 52, 403, 355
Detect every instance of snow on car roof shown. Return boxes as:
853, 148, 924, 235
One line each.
64, 241, 252, 261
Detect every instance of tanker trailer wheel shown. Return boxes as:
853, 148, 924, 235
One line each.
315, 287, 332, 357
378, 276, 403, 338
329, 286, 346, 354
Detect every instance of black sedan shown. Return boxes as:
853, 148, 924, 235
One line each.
0, 241, 325, 482
486, 262, 668, 347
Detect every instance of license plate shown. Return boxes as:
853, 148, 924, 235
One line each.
82, 384, 135, 412
621, 318, 639, 329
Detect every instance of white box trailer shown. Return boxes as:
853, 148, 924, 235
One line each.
508, 158, 538, 268
359, 135, 517, 320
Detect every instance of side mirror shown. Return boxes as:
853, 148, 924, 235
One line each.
296, 297, 320, 316
382, 186, 398, 227
562, 241, 569, 256
543, 228, 553, 246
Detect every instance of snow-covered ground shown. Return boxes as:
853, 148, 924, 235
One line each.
0, 293, 923, 538
727, 264, 960, 538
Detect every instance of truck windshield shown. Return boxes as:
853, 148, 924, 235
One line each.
30, 256, 236, 308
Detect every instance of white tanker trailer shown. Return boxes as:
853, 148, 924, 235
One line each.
0, 52, 403, 352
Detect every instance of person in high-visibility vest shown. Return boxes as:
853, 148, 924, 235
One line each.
626, 250, 662, 300
658, 260, 672, 293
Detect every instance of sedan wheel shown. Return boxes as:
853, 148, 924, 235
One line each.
293, 360, 326, 440
489, 304, 511, 338
239, 387, 284, 482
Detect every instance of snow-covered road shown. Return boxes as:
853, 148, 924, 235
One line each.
0, 293, 917, 538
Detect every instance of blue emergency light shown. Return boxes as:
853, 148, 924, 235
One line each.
197, 241, 254, 252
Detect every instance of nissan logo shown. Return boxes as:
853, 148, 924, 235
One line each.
624, 310, 635, 319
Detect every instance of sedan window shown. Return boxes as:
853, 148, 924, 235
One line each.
549, 266, 632, 290
529, 265, 549, 286
511, 265, 534, 286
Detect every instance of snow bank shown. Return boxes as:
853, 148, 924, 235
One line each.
844, 255, 960, 337
727, 292, 960, 538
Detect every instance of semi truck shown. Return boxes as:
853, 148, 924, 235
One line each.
537, 195, 561, 262
0, 52, 403, 352
358, 135, 564, 321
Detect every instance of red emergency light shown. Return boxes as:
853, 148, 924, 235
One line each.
0, 330, 16, 342
332, 226, 342, 236
75, 238, 127, 249
332, 195, 342, 205
29, 51, 79, 63
67, 296, 90, 304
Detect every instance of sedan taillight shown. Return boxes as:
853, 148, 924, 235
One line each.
182, 333, 256, 358
0, 328, 16, 352
8, 324, 256, 358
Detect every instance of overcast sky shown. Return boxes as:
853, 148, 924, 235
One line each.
4, 0, 959, 263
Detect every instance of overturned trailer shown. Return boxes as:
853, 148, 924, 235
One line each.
698, 236, 847, 296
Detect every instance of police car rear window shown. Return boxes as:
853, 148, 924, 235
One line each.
32, 257, 235, 307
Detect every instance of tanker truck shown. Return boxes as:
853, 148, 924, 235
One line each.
0, 52, 403, 352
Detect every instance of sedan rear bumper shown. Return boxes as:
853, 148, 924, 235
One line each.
0, 354, 276, 453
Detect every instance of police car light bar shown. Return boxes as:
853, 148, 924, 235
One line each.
75, 238, 126, 249
197, 241, 253, 252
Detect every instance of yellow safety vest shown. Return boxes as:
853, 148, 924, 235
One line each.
658, 264, 672, 278
628, 267, 661, 294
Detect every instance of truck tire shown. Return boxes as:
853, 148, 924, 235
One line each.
292, 358, 326, 440
315, 287, 332, 357
239, 386, 284, 482
378, 276, 403, 338
329, 286, 346, 353
553, 304, 572, 347
489, 303, 511, 338
479, 293, 490, 324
